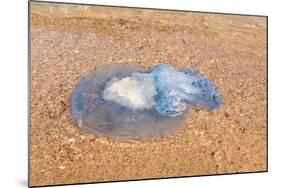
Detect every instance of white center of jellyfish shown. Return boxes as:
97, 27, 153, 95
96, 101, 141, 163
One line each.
103, 74, 157, 109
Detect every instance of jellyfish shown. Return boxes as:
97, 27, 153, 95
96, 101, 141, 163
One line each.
71, 64, 223, 139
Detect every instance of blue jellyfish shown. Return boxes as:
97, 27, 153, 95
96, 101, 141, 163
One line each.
71, 64, 223, 139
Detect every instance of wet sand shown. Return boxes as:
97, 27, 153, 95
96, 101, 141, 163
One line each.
30, 2, 267, 186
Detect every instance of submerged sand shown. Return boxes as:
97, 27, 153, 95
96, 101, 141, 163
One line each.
30, 2, 267, 186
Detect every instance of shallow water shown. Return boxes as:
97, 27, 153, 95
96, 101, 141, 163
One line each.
31, 2, 267, 186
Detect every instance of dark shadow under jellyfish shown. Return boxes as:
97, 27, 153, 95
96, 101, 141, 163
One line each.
71, 64, 223, 140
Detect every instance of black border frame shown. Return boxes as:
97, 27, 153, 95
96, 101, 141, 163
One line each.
28, 0, 268, 187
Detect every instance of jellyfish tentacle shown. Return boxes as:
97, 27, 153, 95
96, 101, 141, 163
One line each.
150, 64, 223, 117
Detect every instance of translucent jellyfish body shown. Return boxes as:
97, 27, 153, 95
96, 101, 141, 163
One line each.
71, 64, 223, 139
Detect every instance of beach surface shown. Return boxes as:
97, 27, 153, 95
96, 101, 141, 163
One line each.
30, 2, 267, 186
